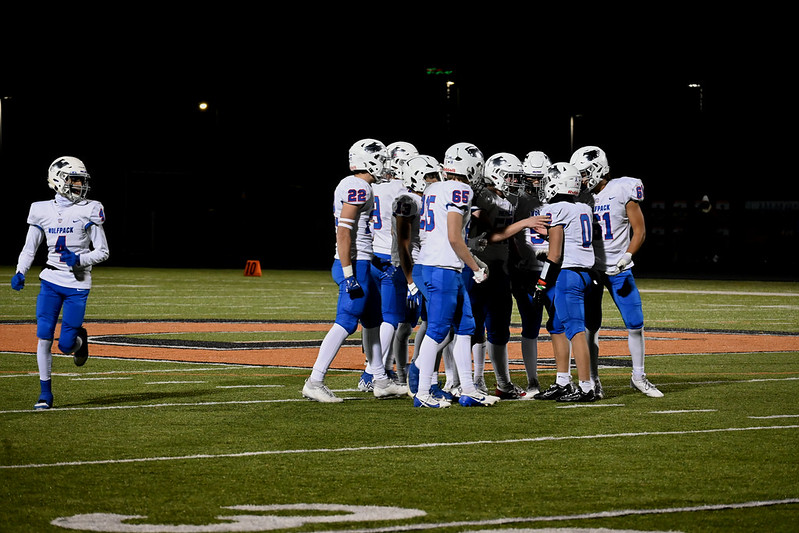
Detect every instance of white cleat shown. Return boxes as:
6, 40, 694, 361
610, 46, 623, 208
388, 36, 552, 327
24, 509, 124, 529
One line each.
631, 375, 664, 398
302, 379, 343, 403
413, 393, 451, 408
373, 378, 408, 399
459, 390, 500, 407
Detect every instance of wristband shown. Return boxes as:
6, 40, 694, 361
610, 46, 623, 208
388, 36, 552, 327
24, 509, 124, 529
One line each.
342, 264, 354, 278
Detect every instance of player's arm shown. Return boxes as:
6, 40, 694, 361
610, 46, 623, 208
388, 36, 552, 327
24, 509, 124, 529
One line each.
448, 211, 480, 273
395, 214, 414, 285
625, 200, 646, 255
487, 214, 551, 243
336, 202, 359, 273
11, 225, 44, 290
16, 225, 44, 275
83, 224, 110, 265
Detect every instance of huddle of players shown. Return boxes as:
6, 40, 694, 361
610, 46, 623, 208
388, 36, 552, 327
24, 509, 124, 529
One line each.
302, 139, 663, 407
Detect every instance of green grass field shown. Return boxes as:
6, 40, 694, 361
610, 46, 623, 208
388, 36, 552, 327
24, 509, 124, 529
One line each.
1, 266, 798, 532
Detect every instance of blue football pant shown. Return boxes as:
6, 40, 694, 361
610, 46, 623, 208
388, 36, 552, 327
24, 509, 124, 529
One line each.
36, 279, 89, 354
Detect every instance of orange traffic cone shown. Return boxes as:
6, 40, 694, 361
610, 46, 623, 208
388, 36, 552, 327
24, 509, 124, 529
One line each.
244, 260, 262, 277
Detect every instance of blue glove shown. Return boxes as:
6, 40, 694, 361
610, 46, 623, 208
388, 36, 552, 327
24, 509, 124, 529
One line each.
60, 248, 81, 267
380, 264, 397, 281
11, 272, 25, 291
406, 282, 421, 309
343, 276, 364, 299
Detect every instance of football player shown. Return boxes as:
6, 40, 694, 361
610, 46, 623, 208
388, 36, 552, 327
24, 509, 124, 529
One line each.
533, 162, 598, 402
469, 152, 551, 400
413, 158, 497, 408
303, 139, 408, 403
390, 154, 442, 389
506, 150, 553, 397
11, 156, 110, 410
364, 141, 419, 389
570, 146, 663, 398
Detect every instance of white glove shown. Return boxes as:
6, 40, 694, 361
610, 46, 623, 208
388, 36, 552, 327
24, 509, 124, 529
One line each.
608, 252, 632, 275
473, 266, 489, 283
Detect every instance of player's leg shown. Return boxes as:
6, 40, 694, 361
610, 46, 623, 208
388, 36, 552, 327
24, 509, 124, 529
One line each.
34, 280, 63, 409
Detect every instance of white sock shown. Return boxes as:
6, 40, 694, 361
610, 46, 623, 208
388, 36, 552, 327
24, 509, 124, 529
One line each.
489, 342, 510, 390
442, 343, 457, 387
453, 334, 478, 393
37, 339, 53, 381
472, 341, 486, 381
521, 336, 539, 386
379, 322, 396, 369
412, 321, 428, 363
579, 379, 595, 393
556, 372, 572, 386
629, 328, 645, 379
311, 323, 350, 382
363, 326, 387, 380
416, 334, 443, 396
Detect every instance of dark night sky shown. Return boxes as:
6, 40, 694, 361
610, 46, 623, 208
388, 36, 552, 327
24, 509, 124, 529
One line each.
1, 10, 794, 275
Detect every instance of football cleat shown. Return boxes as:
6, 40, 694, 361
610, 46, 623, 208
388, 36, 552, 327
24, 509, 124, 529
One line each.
458, 391, 500, 407
373, 378, 408, 399
442, 383, 461, 399
594, 378, 605, 399
430, 382, 455, 402
495, 383, 528, 400
556, 387, 598, 403
34, 396, 53, 410
407, 362, 420, 395
357, 371, 374, 392
73, 327, 89, 367
631, 375, 664, 397
473, 376, 489, 394
302, 379, 343, 403
413, 393, 451, 408
533, 382, 574, 400
523, 378, 540, 399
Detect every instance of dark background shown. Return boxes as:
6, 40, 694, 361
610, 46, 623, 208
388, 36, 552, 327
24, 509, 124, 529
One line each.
1, 9, 795, 279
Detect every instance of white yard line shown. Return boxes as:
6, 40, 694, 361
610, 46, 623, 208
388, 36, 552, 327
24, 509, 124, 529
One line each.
3, 424, 797, 470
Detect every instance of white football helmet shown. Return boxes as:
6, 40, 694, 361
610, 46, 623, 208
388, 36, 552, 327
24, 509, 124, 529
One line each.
522, 151, 551, 179
47, 156, 91, 202
539, 162, 582, 203
443, 142, 484, 185
349, 138, 387, 178
484, 152, 524, 194
385, 141, 419, 180
403, 155, 443, 194
569, 145, 609, 191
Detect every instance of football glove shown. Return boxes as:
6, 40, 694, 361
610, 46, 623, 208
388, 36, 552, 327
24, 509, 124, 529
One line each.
608, 252, 632, 276
60, 247, 81, 267
406, 282, 421, 309
473, 267, 489, 284
467, 232, 488, 253
11, 272, 25, 291
343, 276, 364, 299
381, 264, 397, 280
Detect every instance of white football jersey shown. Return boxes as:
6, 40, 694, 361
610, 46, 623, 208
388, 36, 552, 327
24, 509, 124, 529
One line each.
592, 176, 644, 273
17, 198, 109, 289
548, 200, 595, 270
391, 190, 422, 265
472, 189, 515, 264
513, 192, 549, 271
417, 180, 473, 270
371, 178, 406, 256
333, 175, 374, 261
